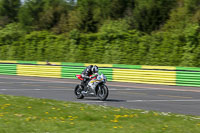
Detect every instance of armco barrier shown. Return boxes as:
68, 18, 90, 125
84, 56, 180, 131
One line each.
176, 67, 200, 87
112, 69, 176, 85
0, 60, 200, 87
17, 64, 61, 78
17, 61, 37, 64
85, 63, 113, 68
38, 61, 61, 65
99, 68, 113, 81
0, 64, 16, 75
62, 66, 85, 79
176, 71, 200, 87
62, 62, 85, 66
113, 64, 141, 69
0, 60, 17, 64
62, 66, 113, 81
142, 65, 176, 70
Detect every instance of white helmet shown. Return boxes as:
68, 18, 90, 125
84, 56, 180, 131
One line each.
92, 65, 98, 73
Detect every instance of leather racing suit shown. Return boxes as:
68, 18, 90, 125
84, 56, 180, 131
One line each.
81, 65, 98, 91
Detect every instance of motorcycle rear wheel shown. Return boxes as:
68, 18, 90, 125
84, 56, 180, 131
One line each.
74, 85, 84, 99
97, 84, 109, 101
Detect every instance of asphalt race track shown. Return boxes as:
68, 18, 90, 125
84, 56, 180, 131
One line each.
0, 75, 200, 116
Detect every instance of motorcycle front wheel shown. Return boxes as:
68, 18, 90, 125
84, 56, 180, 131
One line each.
74, 85, 84, 99
97, 84, 109, 101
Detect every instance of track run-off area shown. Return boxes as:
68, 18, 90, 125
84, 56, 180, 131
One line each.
0, 75, 200, 116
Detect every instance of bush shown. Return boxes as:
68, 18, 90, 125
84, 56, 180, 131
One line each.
0, 23, 26, 46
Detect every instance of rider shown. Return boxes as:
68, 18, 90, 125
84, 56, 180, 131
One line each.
81, 65, 99, 90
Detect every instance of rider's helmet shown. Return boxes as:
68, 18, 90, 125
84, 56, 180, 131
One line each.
92, 65, 98, 73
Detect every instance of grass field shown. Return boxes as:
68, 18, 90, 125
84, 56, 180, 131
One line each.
0, 94, 200, 133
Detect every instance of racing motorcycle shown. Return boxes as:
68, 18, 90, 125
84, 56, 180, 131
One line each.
74, 73, 109, 101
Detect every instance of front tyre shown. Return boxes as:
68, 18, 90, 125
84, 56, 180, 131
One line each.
74, 85, 84, 99
97, 84, 109, 101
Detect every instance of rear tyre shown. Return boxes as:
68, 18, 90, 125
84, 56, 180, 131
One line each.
74, 85, 84, 99
97, 84, 109, 101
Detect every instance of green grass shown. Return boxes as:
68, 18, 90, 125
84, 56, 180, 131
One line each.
0, 94, 200, 133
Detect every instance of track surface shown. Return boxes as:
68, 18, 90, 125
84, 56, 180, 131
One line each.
0, 75, 200, 116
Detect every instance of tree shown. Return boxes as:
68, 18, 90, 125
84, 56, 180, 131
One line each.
109, 0, 135, 19
0, 23, 26, 46
18, 0, 72, 32
18, 0, 45, 30
0, 0, 21, 26
38, 0, 71, 31
180, 24, 200, 66
185, 0, 200, 14
130, 0, 177, 33
75, 0, 98, 32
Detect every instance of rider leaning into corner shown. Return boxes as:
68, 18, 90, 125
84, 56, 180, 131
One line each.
81, 65, 99, 91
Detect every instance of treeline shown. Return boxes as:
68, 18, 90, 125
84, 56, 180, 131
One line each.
0, 0, 200, 67
0, 0, 176, 33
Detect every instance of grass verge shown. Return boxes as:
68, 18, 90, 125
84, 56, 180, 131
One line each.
0, 94, 200, 133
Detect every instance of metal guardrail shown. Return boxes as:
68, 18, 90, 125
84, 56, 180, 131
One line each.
17, 65, 61, 78
0, 61, 200, 87
0, 64, 16, 75
112, 69, 176, 85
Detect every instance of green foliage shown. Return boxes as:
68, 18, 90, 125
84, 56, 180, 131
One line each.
0, 24, 200, 67
130, 0, 177, 33
38, 0, 71, 33
185, 0, 200, 14
1, 0, 200, 67
18, 0, 44, 30
0, 23, 26, 46
18, 0, 72, 32
108, 0, 135, 19
180, 24, 200, 66
0, 0, 21, 26
16, 31, 69, 61
74, 0, 135, 33
75, 0, 99, 32
162, 7, 189, 31
99, 19, 130, 34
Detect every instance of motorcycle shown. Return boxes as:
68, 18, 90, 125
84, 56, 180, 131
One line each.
74, 73, 109, 101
